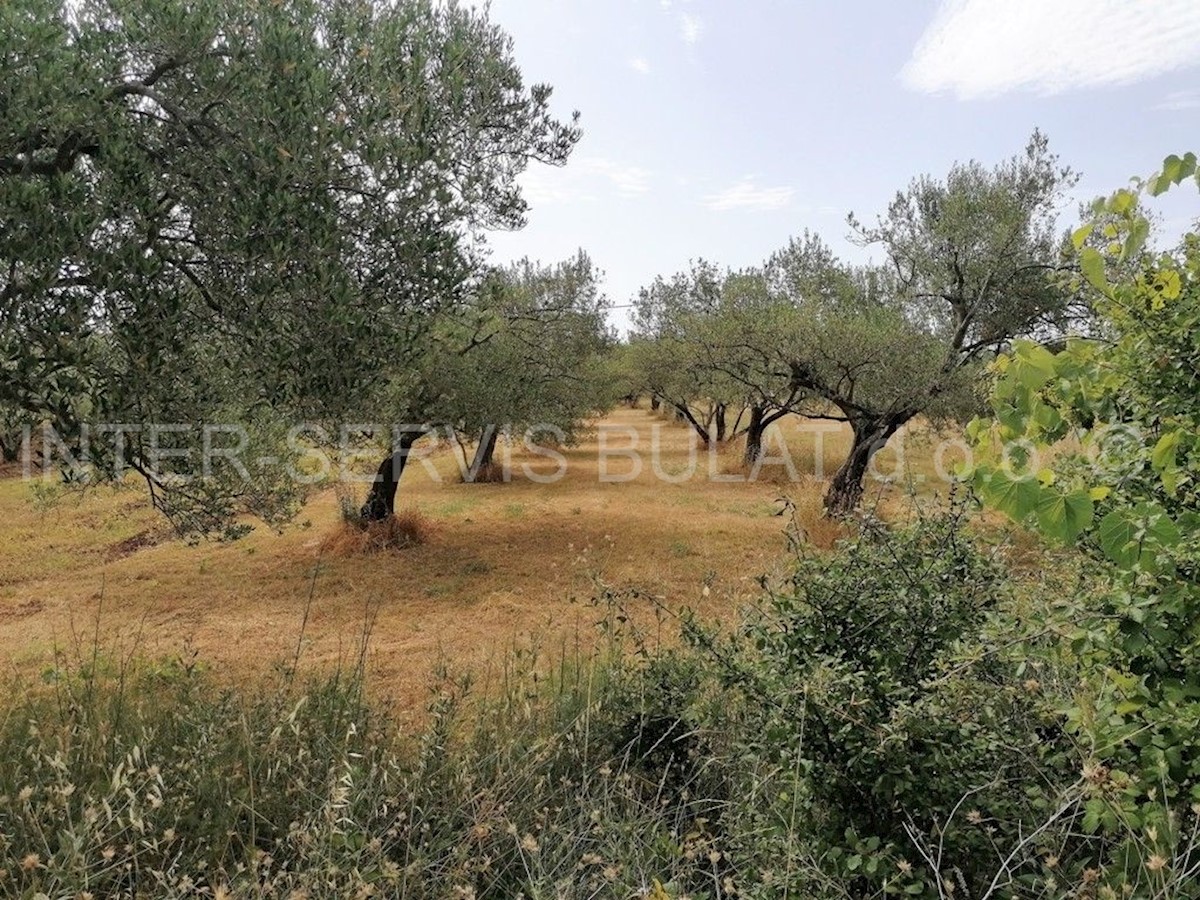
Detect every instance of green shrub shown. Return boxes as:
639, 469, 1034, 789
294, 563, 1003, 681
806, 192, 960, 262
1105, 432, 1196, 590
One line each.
969, 155, 1200, 892
633, 506, 1082, 897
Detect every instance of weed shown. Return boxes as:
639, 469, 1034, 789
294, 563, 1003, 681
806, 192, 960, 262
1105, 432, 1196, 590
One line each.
460, 558, 492, 576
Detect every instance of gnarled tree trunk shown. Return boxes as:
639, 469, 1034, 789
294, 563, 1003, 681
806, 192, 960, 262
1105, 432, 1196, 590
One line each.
464, 425, 500, 483
360, 428, 428, 521
668, 401, 711, 447
649, 394, 661, 412
823, 413, 912, 516
714, 403, 727, 443
742, 405, 765, 465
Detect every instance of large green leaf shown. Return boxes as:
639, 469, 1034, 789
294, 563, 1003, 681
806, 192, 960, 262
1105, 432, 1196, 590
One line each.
1150, 430, 1181, 472
980, 470, 1042, 523
1121, 215, 1151, 262
1148, 152, 1198, 196
1097, 504, 1181, 572
1097, 509, 1140, 569
1034, 489, 1094, 543
1079, 248, 1109, 295
1010, 342, 1058, 391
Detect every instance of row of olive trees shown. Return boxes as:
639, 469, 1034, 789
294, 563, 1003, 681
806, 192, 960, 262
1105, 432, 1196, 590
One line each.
626, 133, 1084, 513
431, 252, 614, 480
0, 0, 1089, 532
356, 250, 615, 519
1, 0, 602, 534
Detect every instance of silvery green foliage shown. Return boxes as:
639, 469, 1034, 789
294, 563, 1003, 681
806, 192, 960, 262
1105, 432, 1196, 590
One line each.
432, 251, 615, 451
626, 136, 1076, 509
0, 0, 579, 533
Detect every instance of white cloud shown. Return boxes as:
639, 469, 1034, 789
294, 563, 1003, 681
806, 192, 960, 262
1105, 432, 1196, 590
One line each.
629, 57, 651, 75
1156, 89, 1200, 110
520, 168, 586, 206
902, 0, 1200, 99
704, 178, 794, 212
580, 158, 651, 196
520, 157, 651, 206
679, 12, 704, 44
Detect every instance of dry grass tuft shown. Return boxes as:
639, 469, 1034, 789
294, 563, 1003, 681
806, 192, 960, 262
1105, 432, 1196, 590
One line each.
729, 457, 801, 486
462, 462, 507, 484
325, 507, 434, 555
783, 491, 848, 550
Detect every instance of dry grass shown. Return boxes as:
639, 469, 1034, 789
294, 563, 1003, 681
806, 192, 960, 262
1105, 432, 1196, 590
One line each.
324, 507, 434, 555
461, 461, 506, 484
0, 408, 961, 713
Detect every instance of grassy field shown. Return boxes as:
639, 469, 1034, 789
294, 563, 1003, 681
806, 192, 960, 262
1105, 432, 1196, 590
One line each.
0, 407, 1106, 899
0, 406, 960, 710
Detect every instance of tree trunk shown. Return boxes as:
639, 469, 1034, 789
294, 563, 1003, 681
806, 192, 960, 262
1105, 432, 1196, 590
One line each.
823, 435, 874, 516
360, 428, 427, 521
464, 425, 500, 483
669, 401, 711, 447
649, 394, 661, 412
743, 405, 765, 465
714, 403, 727, 443
823, 414, 911, 516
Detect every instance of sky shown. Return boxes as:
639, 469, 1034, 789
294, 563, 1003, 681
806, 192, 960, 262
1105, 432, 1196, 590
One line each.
480, 0, 1200, 332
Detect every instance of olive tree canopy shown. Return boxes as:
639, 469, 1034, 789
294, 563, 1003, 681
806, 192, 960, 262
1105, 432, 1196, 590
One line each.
0, 0, 580, 534
432, 251, 614, 481
784, 133, 1079, 513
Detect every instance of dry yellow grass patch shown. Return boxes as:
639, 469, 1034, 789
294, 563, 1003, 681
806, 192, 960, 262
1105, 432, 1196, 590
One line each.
0, 408, 956, 712
325, 507, 435, 555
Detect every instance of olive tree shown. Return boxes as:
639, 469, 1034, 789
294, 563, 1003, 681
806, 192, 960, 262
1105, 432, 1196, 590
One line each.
0, 402, 28, 463
778, 134, 1078, 513
629, 261, 728, 444
0, 0, 580, 534
630, 261, 775, 449
691, 267, 807, 463
433, 251, 614, 481
632, 261, 824, 463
